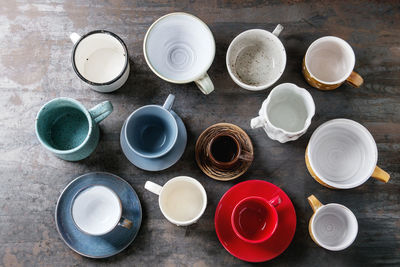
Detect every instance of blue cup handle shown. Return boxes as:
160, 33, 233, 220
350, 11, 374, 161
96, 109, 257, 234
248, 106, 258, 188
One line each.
163, 94, 175, 111
89, 101, 113, 124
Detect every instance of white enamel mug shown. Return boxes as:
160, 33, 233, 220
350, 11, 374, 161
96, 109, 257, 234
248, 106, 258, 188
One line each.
143, 12, 215, 95
250, 83, 315, 143
70, 30, 130, 93
145, 176, 207, 226
308, 195, 358, 251
226, 25, 286, 91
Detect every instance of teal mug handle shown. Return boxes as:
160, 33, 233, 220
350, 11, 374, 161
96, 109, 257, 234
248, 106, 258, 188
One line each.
89, 101, 113, 124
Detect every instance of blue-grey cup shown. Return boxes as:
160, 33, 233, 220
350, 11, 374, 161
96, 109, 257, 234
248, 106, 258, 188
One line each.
35, 97, 113, 161
122, 94, 178, 158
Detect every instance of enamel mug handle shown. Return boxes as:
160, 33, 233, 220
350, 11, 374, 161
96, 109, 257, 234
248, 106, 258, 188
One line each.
371, 166, 390, 183
308, 195, 323, 212
346, 71, 364, 87
145, 181, 163, 195
250, 116, 264, 129
272, 24, 284, 37
195, 73, 214, 95
89, 101, 113, 124
163, 94, 175, 111
70, 32, 81, 44
118, 217, 133, 229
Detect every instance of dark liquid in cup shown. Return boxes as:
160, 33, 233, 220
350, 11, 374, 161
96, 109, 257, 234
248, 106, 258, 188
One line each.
211, 135, 238, 162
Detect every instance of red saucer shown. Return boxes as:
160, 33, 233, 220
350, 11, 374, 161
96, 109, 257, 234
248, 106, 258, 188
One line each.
215, 180, 296, 262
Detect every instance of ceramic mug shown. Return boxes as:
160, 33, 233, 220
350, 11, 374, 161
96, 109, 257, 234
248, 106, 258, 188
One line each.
302, 36, 363, 90
145, 176, 207, 226
306, 119, 390, 189
308, 195, 358, 251
121, 94, 178, 159
206, 133, 253, 169
35, 97, 113, 161
71, 185, 132, 236
226, 24, 286, 91
143, 12, 215, 95
251, 83, 315, 143
231, 195, 281, 244
70, 30, 130, 93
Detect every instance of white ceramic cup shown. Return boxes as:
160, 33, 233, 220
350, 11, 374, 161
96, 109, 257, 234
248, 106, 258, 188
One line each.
143, 12, 215, 95
306, 119, 390, 189
144, 176, 207, 226
70, 30, 130, 93
308, 195, 358, 251
71, 185, 132, 236
226, 25, 286, 91
250, 83, 315, 143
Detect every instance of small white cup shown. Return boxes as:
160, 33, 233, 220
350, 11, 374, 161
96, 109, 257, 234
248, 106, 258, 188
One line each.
143, 12, 215, 95
70, 30, 130, 93
250, 83, 315, 143
71, 185, 132, 236
145, 176, 207, 226
308, 195, 358, 251
226, 25, 286, 91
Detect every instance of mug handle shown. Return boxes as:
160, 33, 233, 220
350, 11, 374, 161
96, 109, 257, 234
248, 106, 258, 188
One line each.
346, 71, 364, 87
194, 73, 214, 95
163, 94, 175, 111
250, 116, 264, 129
89, 101, 113, 124
272, 24, 284, 37
145, 181, 163, 195
70, 32, 81, 44
371, 166, 390, 183
269, 195, 282, 207
308, 195, 323, 212
238, 150, 254, 162
118, 217, 133, 229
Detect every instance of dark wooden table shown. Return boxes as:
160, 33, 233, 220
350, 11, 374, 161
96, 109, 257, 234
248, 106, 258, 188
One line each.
1, 1, 399, 266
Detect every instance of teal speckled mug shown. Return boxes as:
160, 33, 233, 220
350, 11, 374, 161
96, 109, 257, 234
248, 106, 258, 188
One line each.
35, 97, 113, 161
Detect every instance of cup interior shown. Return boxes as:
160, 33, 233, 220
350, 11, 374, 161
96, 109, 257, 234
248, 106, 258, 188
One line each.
159, 177, 207, 224
71, 185, 122, 236
312, 204, 358, 250
231, 196, 278, 243
144, 13, 215, 82
227, 29, 286, 88
309, 119, 377, 188
210, 134, 240, 163
125, 105, 178, 158
73, 32, 127, 84
36, 99, 90, 151
305, 37, 355, 84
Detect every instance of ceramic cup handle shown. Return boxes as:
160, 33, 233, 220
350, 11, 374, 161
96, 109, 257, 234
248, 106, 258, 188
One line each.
89, 101, 113, 124
195, 73, 214, 95
371, 166, 390, 183
272, 24, 284, 37
238, 150, 254, 162
118, 217, 133, 229
269, 195, 282, 207
145, 181, 163, 195
308, 195, 323, 212
163, 94, 175, 111
250, 116, 264, 129
346, 71, 364, 87
70, 32, 81, 44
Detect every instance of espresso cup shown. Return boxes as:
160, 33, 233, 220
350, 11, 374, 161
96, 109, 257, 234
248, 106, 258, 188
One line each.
70, 30, 130, 93
206, 133, 253, 169
231, 195, 281, 244
308, 195, 358, 251
306, 119, 390, 189
71, 185, 132, 236
144, 12, 215, 95
122, 94, 178, 158
303, 36, 363, 90
145, 176, 207, 226
251, 83, 315, 143
226, 24, 286, 91
35, 97, 113, 161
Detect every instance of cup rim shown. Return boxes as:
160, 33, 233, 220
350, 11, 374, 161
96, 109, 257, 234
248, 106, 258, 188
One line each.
124, 104, 179, 159
310, 203, 358, 251
35, 97, 93, 155
143, 12, 216, 84
70, 184, 123, 236
71, 30, 129, 86
304, 36, 355, 85
307, 118, 378, 189
207, 133, 241, 167
158, 176, 207, 226
226, 29, 287, 91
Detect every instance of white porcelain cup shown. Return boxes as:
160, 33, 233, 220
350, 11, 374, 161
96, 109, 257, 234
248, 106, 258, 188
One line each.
144, 176, 207, 226
226, 25, 286, 91
308, 195, 358, 251
70, 30, 130, 93
306, 119, 390, 189
71, 185, 132, 236
143, 12, 215, 95
250, 83, 315, 143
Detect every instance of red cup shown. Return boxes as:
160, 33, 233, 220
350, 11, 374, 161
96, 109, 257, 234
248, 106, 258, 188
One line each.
231, 195, 281, 244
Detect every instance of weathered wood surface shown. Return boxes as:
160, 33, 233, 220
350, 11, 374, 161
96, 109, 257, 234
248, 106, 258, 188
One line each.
0, 1, 399, 266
